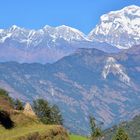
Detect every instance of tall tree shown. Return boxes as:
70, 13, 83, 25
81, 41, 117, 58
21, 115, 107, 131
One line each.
112, 127, 131, 140
89, 116, 102, 140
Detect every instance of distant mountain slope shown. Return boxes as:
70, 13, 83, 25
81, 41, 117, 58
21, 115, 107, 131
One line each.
0, 45, 140, 134
104, 115, 140, 140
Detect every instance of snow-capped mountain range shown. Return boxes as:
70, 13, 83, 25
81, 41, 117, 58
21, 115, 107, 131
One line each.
0, 25, 91, 63
0, 5, 140, 63
0, 25, 87, 46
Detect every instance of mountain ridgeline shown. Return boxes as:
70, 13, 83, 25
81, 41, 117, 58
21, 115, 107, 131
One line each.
0, 5, 140, 63
0, 45, 140, 134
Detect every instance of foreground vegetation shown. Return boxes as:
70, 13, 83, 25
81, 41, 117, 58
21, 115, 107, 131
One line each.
0, 124, 68, 140
0, 89, 69, 140
69, 134, 88, 140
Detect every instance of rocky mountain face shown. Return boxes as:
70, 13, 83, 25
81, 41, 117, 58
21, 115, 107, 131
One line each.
0, 45, 140, 134
1, 5, 140, 63
88, 5, 140, 49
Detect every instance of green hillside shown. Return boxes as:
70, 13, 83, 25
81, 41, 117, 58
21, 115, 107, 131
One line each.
0, 89, 69, 140
0, 124, 69, 140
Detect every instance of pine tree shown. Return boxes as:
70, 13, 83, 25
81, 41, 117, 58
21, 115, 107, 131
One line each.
89, 116, 102, 140
112, 127, 131, 140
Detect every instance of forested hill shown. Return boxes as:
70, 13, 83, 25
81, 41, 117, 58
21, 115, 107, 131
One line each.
104, 115, 140, 140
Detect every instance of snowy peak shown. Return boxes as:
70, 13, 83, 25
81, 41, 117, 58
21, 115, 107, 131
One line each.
55, 25, 86, 41
100, 5, 140, 23
88, 5, 140, 49
9, 25, 22, 32
102, 57, 131, 85
107, 5, 140, 16
43, 25, 86, 41
120, 5, 140, 14
0, 25, 30, 43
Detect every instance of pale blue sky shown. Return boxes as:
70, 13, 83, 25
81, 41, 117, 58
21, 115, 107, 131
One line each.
0, 0, 140, 33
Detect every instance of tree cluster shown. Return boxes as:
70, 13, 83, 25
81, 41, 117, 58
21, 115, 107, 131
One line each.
89, 115, 131, 140
112, 127, 131, 140
33, 99, 63, 125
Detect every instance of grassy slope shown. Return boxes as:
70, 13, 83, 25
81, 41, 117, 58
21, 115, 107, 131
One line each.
0, 110, 69, 140
70, 134, 88, 140
0, 124, 68, 140
0, 90, 69, 140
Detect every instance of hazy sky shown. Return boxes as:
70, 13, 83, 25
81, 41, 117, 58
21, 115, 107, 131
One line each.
0, 0, 140, 34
